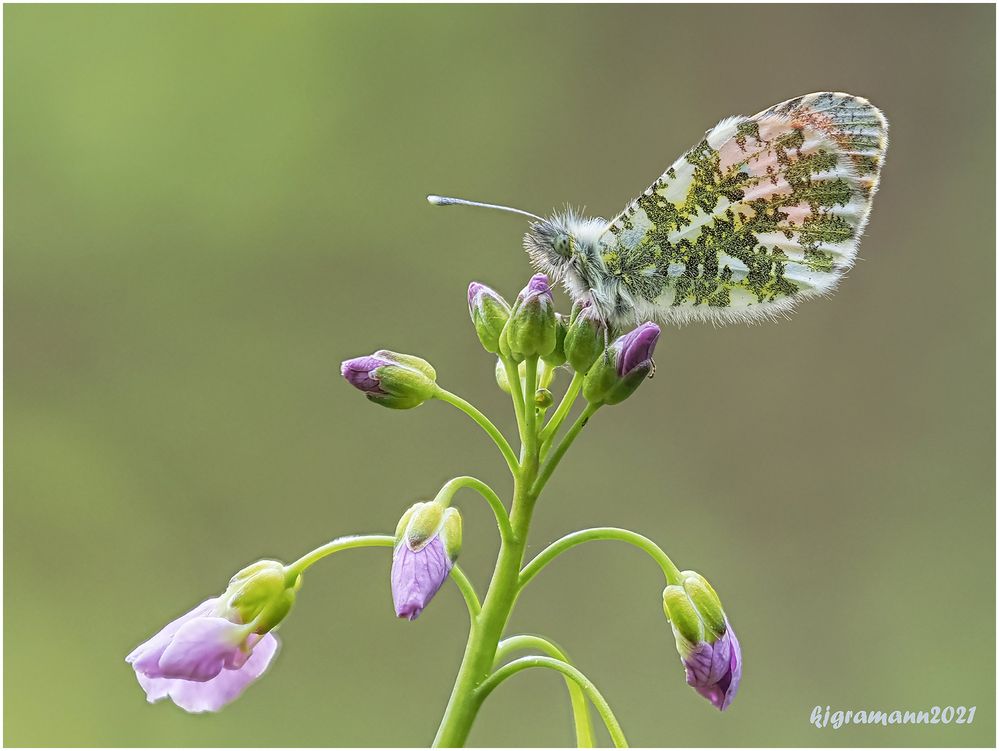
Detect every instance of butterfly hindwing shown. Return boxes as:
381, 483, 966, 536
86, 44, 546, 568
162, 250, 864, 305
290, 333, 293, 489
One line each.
597, 92, 888, 326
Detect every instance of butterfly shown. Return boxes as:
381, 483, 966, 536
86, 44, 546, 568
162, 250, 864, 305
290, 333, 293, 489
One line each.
429, 92, 888, 331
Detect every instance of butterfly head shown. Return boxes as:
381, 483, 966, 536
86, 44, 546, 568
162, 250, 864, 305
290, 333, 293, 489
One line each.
524, 211, 605, 285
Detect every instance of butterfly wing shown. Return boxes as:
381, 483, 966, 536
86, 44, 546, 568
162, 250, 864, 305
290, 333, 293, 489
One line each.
596, 92, 888, 326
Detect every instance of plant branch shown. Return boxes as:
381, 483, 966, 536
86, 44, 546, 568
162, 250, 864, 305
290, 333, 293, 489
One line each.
435, 476, 514, 544
494, 635, 595, 747
477, 656, 628, 748
519, 527, 682, 590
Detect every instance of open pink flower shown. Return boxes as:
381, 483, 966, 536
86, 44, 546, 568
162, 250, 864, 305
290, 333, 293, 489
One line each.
126, 598, 279, 713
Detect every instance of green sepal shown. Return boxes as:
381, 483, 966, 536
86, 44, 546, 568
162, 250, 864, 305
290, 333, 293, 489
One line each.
682, 571, 727, 641
542, 313, 568, 366
501, 297, 556, 361
470, 292, 511, 354
440, 507, 462, 562
252, 589, 296, 634
371, 351, 438, 409
581, 353, 616, 405
663, 584, 705, 647
402, 501, 444, 551
224, 560, 291, 627
603, 362, 652, 405
564, 310, 606, 374
395, 503, 419, 541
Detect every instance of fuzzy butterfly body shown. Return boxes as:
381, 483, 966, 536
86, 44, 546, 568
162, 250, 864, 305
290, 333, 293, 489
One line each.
431, 92, 888, 332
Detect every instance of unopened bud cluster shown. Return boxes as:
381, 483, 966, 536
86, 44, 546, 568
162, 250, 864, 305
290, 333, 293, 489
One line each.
465, 275, 661, 407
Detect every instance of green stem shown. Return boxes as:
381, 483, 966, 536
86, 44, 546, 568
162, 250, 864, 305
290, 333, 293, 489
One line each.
282, 534, 481, 620
449, 565, 482, 619
532, 403, 598, 497
523, 356, 540, 454
435, 388, 519, 475
284, 534, 395, 579
434, 476, 514, 544
433, 458, 541, 746
502, 357, 529, 451
477, 656, 629, 748
519, 527, 683, 589
494, 635, 595, 747
540, 371, 583, 448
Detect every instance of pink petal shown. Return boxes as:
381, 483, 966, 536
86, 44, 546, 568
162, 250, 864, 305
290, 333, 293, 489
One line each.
158, 617, 247, 682
126, 598, 220, 678
136, 634, 280, 713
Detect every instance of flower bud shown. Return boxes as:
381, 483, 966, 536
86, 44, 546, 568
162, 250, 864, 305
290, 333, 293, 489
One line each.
564, 302, 607, 374
499, 274, 557, 362
582, 322, 660, 405
542, 313, 569, 366
392, 502, 462, 620
341, 350, 437, 409
662, 571, 741, 711
534, 388, 554, 410
468, 282, 511, 354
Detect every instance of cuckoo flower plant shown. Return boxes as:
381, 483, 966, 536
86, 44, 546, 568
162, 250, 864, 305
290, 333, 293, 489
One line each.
126, 272, 742, 747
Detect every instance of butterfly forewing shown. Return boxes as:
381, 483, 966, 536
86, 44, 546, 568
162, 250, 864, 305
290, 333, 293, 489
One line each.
597, 92, 888, 325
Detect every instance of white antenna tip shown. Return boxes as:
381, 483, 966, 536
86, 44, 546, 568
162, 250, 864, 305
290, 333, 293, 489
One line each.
427, 195, 447, 205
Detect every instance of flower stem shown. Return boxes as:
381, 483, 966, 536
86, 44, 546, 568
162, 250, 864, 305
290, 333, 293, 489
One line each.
501, 357, 529, 452
476, 656, 629, 748
494, 635, 595, 747
519, 527, 683, 590
284, 534, 395, 579
435, 388, 519, 475
524, 356, 539, 439
540, 371, 583, 448
434, 476, 514, 544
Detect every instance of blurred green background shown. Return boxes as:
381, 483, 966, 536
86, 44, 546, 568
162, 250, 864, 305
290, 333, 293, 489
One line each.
4, 4, 995, 747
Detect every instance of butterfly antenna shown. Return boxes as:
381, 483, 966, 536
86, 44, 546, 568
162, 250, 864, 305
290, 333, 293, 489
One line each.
427, 195, 545, 222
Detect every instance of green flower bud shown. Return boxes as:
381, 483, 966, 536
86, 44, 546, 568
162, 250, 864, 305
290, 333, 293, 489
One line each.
535, 388, 554, 410
392, 503, 461, 620
499, 274, 556, 362
224, 560, 297, 634
582, 323, 660, 406
468, 282, 511, 354
564, 302, 607, 374
341, 350, 438, 409
662, 572, 742, 711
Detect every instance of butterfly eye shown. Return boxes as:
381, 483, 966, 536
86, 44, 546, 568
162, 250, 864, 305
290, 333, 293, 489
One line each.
553, 234, 572, 259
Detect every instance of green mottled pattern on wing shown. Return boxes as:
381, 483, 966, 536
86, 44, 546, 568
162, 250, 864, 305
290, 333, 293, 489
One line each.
598, 92, 888, 323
